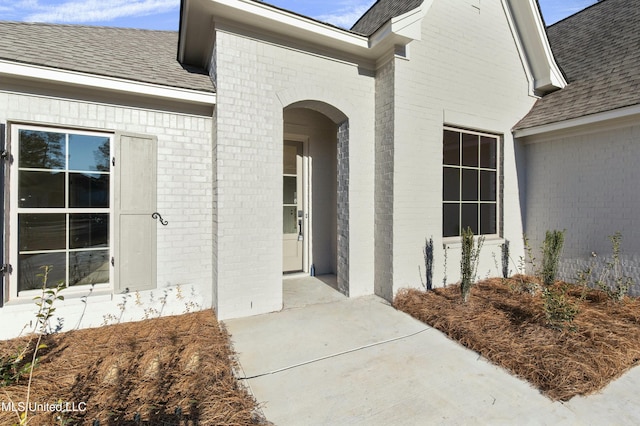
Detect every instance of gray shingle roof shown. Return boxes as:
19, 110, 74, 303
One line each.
514, 0, 640, 130
0, 21, 214, 93
351, 0, 424, 35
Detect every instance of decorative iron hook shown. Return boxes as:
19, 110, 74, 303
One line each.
152, 212, 168, 226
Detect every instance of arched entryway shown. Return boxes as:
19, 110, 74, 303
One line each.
282, 100, 349, 298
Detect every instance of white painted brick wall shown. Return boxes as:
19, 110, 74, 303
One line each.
0, 91, 214, 338
525, 123, 640, 295
384, 0, 535, 294
212, 27, 375, 319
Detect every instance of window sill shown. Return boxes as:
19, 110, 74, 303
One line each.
443, 235, 505, 249
3, 285, 113, 309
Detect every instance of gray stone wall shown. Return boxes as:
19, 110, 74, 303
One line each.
337, 120, 350, 295
374, 59, 395, 301
525, 122, 640, 295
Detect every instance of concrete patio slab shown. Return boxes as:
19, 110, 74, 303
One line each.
282, 274, 345, 309
224, 278, 640, 425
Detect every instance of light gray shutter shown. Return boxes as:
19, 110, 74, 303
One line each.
114, 133, 157, 292
0, 123, 5, 307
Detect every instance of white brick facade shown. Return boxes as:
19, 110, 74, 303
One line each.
211, 28, 375, 319
0, 91, 214, 338
0, 0, 575, 335
209, 0, 541, 314
378, 0, 536, 295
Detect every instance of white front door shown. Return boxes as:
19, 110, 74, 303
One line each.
283, 140, 304, 272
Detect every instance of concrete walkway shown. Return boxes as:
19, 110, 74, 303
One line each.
224, 277, 640, 425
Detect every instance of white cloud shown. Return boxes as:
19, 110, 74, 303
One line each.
315, 0, 375, 29
22, 0, 178, 24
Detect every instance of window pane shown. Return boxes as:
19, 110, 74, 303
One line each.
443, 203, 459, 237
68, 135, 110, 172
69, 250, 109, 286
19, 214, 66, 251
70, 214, 109, 249
283, 206, 298, 234
283, 144, 297, 174
461, 204, 479, 235
480, 203, 497, 235
69, 173, 109, 208
462, 169, 478, 201
443, 167, 460, 201
480, 170, 497, 201
19, 253, 66, 291
19, 130, 66, 169
283, 176, 297, 204
462, 133, 478, 167
480, 136, 497, 169
19, 171, 65, 208
443, 130, 460, 165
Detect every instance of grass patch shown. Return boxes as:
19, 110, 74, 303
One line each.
0, 310, 266, 425
394, 277, 640, 401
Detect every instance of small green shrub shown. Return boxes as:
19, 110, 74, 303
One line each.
596, 232, 633, 302
460, 227, 484, 303
1, 267, 64, 390
523, 233, 538, 275
0, 348, 32, 387
575, 264, 593, 301
543, 284, 578, 330
542, 230, 565, 286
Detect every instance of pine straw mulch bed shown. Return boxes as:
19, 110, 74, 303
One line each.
394, 276, 640, 401
0, 310, 266, 425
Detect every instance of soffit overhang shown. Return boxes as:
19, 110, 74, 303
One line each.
503, 0, 566, 96
178, 0, 427, 69
178, 0, 566, 95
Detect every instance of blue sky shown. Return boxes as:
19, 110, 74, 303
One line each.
1, 0, 598, 31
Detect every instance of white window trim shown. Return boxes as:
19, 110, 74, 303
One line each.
443, 126, 501, 244
8, 124, 114, 301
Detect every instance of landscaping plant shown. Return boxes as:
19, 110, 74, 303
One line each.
442, 243, 449, 287
523, 233, 538, 275
542, 229, 565, 286
422, 237, 434, 291
595, 231, 633, 302
542, 283, 578, 330
460, 227, 484, 303
9, 266, 65, 425
501, 240, 510, 279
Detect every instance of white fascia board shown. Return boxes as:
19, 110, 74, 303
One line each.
214, 0, 369, 49
369, 1, 429, 49
501, 0, 536, 97
526, 0, 565, 92
504, 0, 566, 96
178, 0, 190, 63
0, 60, 216, 106
390, 0, 432, 41
191, 0, 422, 63
513, 104, 640, 138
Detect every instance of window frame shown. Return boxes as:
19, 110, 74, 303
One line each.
8, 124, 114, 300
442, 126, 501, 240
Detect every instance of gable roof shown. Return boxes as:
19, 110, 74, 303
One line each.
0, 21, 214, 93
514, 0, 640, 130
351, 0, 424, 35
